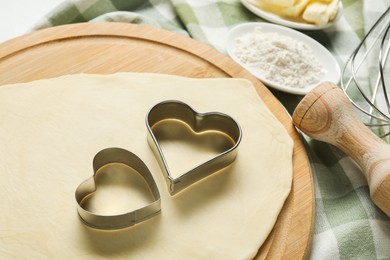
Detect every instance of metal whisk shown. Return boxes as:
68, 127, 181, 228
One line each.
341, 6, 390, 141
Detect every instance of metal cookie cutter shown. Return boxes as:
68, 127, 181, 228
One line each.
146, 100, 242, 196
75, 148, 161, 230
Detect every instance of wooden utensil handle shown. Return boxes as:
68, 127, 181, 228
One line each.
292, 81, 390, 217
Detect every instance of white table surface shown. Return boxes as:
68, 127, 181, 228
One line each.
0, 0, 64, 43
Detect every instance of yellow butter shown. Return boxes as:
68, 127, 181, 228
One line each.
302, 0, 338, 25
327, 0, 339, 20
246, 0, 338, 24
280, 0, 311, 17
262, 0, 297, 7
248, 0, 310, 17
302, 1, 329, 25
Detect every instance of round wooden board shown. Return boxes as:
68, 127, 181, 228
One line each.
0, 23, 314, 259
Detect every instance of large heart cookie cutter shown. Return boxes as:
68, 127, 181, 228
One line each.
75, 148, 161, 230
146, 100, 242, 195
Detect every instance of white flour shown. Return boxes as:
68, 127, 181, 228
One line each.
234, 27, 324, 88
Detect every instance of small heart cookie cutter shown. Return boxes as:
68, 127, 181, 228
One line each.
75, 148, 161, 230
146, 100, 242, 196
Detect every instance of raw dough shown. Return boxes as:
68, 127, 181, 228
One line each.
0, 73, 293, 259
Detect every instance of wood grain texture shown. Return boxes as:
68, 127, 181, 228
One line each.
0, 22, 314, 259
292, 81, 390, 217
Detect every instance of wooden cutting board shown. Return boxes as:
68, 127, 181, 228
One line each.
0, 23, 314, 259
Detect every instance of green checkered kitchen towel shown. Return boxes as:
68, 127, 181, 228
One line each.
33, 0, 390, 259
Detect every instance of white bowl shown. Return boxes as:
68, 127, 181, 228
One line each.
225, 22, 341, 95
240, 0, 343, 30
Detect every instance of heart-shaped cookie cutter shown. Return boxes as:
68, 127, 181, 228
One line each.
75, 148, 161, 230
146, 100, 242, 195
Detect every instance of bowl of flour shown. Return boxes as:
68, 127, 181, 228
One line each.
225, 22, 340, 95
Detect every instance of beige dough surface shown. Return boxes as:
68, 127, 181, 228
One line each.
0, 73, 293, 259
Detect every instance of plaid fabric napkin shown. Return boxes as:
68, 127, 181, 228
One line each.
33, 0, 390, 259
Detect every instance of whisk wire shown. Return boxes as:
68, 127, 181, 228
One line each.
341, 6, 390, 141
379, 22, 390, 113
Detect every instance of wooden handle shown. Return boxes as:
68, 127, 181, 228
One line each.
292, 81, 390, 217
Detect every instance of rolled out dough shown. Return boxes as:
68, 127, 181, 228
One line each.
0, 73, 293, 259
